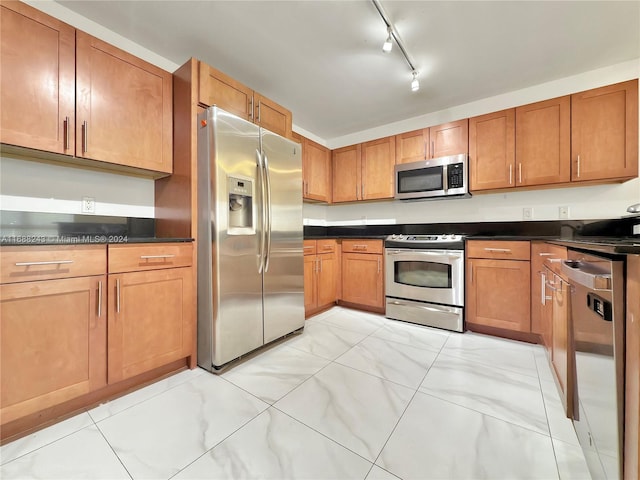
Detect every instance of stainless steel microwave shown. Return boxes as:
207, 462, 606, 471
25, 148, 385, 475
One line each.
394, 153, 470, 200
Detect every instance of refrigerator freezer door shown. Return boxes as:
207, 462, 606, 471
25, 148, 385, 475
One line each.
260, 129, 304, 343
197, 107, 264, 369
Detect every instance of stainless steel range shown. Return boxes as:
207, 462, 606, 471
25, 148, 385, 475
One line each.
385, 234, 465, 332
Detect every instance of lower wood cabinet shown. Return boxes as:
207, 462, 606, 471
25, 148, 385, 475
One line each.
466, 241, 531, 333
303, 239, 338, 317
340, 239, 384, 311
107, 267, 193, 383
1, 275, 106, 425
625, 254, 640, 479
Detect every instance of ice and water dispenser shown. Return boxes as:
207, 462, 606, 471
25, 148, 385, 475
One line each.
227, 176, 254, 235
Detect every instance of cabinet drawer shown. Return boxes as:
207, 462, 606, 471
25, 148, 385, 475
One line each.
0, 245, 106, 284
303, 240, 317, 256
467, 240, 530, 260
108, 243, 192, 273
538, 244, 567, 276
341, 239, 383, 254
316, 239, 337, 254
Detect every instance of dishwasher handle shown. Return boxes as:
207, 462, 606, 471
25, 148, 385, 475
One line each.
561, 260, 611, 291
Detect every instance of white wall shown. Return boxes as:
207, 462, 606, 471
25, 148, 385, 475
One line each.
305, 59, 640, 226
0, 154, 155, 218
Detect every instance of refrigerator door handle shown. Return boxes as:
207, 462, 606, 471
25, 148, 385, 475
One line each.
263, 153, 273, 272
256, 149, 266, 274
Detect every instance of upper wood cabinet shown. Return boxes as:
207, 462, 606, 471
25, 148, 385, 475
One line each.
332, 144, 361, 203
516, 96, 570, 187
469, 109, 515, 191
571, 79, 638, 182
0, 1, 75, 154
361, 136, 396, 200
332, 137, 395, 203
300, 135, 331, 203
0, 3, 173, 176
76, 32, 173, 174
198, 61, 292, 138
395, 119, 468, 164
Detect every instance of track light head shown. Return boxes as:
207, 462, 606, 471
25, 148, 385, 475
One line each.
382, 27, 393, 53
411, 71, 420, 92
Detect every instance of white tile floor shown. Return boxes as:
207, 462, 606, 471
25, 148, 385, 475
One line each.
0, 306, 593, 479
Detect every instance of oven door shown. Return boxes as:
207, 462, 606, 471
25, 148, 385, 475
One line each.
385, 248, 464, 306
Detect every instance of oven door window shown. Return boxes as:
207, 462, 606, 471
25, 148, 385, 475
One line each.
394, 261, 452, 288
397, 166, 443, 194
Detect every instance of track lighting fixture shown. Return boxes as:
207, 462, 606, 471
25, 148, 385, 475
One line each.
382, 27, 393, 53
372, 0, 420, 93
411, 71, 420, 92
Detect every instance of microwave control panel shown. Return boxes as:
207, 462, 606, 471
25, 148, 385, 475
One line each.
447, 163, 464, 189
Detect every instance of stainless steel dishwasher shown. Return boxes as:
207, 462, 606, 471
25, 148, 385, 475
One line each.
562, 249, 625, 480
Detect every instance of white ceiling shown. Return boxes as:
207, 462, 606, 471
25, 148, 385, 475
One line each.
55, 1, 639, 143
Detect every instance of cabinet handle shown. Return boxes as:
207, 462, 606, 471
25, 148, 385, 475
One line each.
140, 254, 175, 259
15, 260, 73, 266
315, 258, 320, 274
257, 101, 262, 123
423, 141, 427, 160
82, 121, 88, 154
469, 261, 473, 284
353, 244, 368, 250
377, 258, 381, 274
361, 183, 364, 200
116, 278, 121, 313
484, 248, 511, 253
540, 271, 546, 306
431, 140, 434, 157
64, 116, 70, 151
509, 164, 513, 185
538, 253, 554, 256
319, 257, 323, 273
518, 163, 522, 184
98, 280, 103, 318
249, 97, 254, 120
576, 155, 581, 178
321, 245, 333, 251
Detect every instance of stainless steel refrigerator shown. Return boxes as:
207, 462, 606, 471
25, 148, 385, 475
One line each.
196, 106, 304, 371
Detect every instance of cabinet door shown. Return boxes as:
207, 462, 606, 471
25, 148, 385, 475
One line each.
317, 252, 337, 307
108, 267, 193, 383
304, 254, 318, 312
516, 96, 570, 186
469, 109, 515, 191
429, 119, 468, 158
253, 92, 292, 138
341, 253, 383, 308
76, 32, 172, 174
332, 144, 361, 203
198, 61, 253, 120
1, 276, 106, 424
303, 138, 332, 202
395, 129, 429, 164
466, 259, 530, 332
0, 2, 75, 154
551, 280, 572, 417
625, 254, 640, 479
361, 136, 396, 200
571, 80, 638, 181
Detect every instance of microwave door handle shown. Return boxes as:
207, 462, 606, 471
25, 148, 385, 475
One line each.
442, 164, 448, 192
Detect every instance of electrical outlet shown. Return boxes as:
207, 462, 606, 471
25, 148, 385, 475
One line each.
559, 206, 570, 219
633, 224, 640, 235
522, 207, 533, 220
81, 196, 95, 214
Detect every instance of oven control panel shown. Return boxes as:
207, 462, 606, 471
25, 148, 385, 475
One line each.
385, 234, 465, 250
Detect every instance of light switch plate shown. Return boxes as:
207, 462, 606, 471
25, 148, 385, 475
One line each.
634, 224, 640, 235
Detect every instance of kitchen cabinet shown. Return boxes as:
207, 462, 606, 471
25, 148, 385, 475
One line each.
340, 239, 384, 311
625, 254, 640, 480
571, 79, 638, 182
466, 241, 531, 332
107, 243, 194, 383
395, 119, 468, 165
332, 137, 395, 203
515, 96, 571, 187
0, 3, 173, 176
76, 32, 173, 174
198, 61, 292, 138
332, 144, 361, 202
303, 239, 338, 317
0, 245, 107, 425
530, 242, 567, 348
0, 1, 75, 154
469, 109, 515, 191
301, 135, 332, 203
